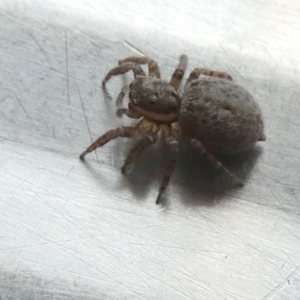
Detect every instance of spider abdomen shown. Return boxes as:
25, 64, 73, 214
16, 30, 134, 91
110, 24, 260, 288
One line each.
179, 77, 265, 153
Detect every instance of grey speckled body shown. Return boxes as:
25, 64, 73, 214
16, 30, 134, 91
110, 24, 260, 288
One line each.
180, 77, 265, 153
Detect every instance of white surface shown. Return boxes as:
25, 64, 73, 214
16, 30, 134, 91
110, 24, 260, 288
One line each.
1, 0, 300, 299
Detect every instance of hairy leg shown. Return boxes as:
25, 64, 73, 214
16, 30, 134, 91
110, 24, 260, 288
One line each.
115, 85, 143, 119
121, 123, 160, 173
156, 124, 180, 204
185, 68, 233, 87
119, 56, 161, 78
191, 139, 243, 186
170, 54, 188, 90
116, 107, 142, 119
79, 119, 151, 159
102, 63, 145, 85
116, 84, 129, 107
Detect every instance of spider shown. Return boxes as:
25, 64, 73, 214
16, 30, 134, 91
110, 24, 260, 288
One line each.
80, 55, 265, 204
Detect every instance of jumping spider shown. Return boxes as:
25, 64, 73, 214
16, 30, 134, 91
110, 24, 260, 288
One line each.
80, 55, 265, 204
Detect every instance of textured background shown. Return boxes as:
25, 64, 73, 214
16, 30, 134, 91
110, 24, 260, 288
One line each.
1, 0, 300, 299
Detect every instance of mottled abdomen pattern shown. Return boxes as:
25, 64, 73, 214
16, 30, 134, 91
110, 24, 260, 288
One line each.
179, 77, 265, 153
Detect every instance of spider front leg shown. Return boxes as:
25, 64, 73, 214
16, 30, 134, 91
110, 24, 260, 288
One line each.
102, 63, 145, 85
191, 139, 244, 186
185, 68, 233, 87
170, 54, 188, 90
119, 56, 161, 78
116, 84, 129, 107
79, 119, 151, 159
121, 123, 160, 173
116, 107, 142, 119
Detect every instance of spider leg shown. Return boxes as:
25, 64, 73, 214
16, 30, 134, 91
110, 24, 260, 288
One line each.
156, 155, 178, 204
116, 84, 129, 107
102, 63, 145, 85
185, 68, 233, 88
119, 56, 161, 78
156, 124, 180, 204
190, 139, 244, 186
121, 123, 160, 173
116, 107, 142, 119
79, 119, 150, 159
170, 54, 188, 90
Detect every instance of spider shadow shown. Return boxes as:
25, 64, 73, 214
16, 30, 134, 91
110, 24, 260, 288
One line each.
116, 140, 168, 201
79, 136, 263, 206
80, 139, 166, 203
79, 156, 111, 184
114, 139, 263, 206
101, 85, 113, 102
101, 84, 118, 116
79, 143, 153, 203
174, 143, 264, 207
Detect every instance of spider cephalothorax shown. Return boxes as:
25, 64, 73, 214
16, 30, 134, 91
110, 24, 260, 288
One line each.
128, 76, 182, 123
80, 55, 265, 204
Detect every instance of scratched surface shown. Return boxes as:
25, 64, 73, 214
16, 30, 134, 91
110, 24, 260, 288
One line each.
1, 0, 300, 299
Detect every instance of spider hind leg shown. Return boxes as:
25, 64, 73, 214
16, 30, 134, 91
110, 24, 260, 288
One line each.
185, 68, 233, 87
